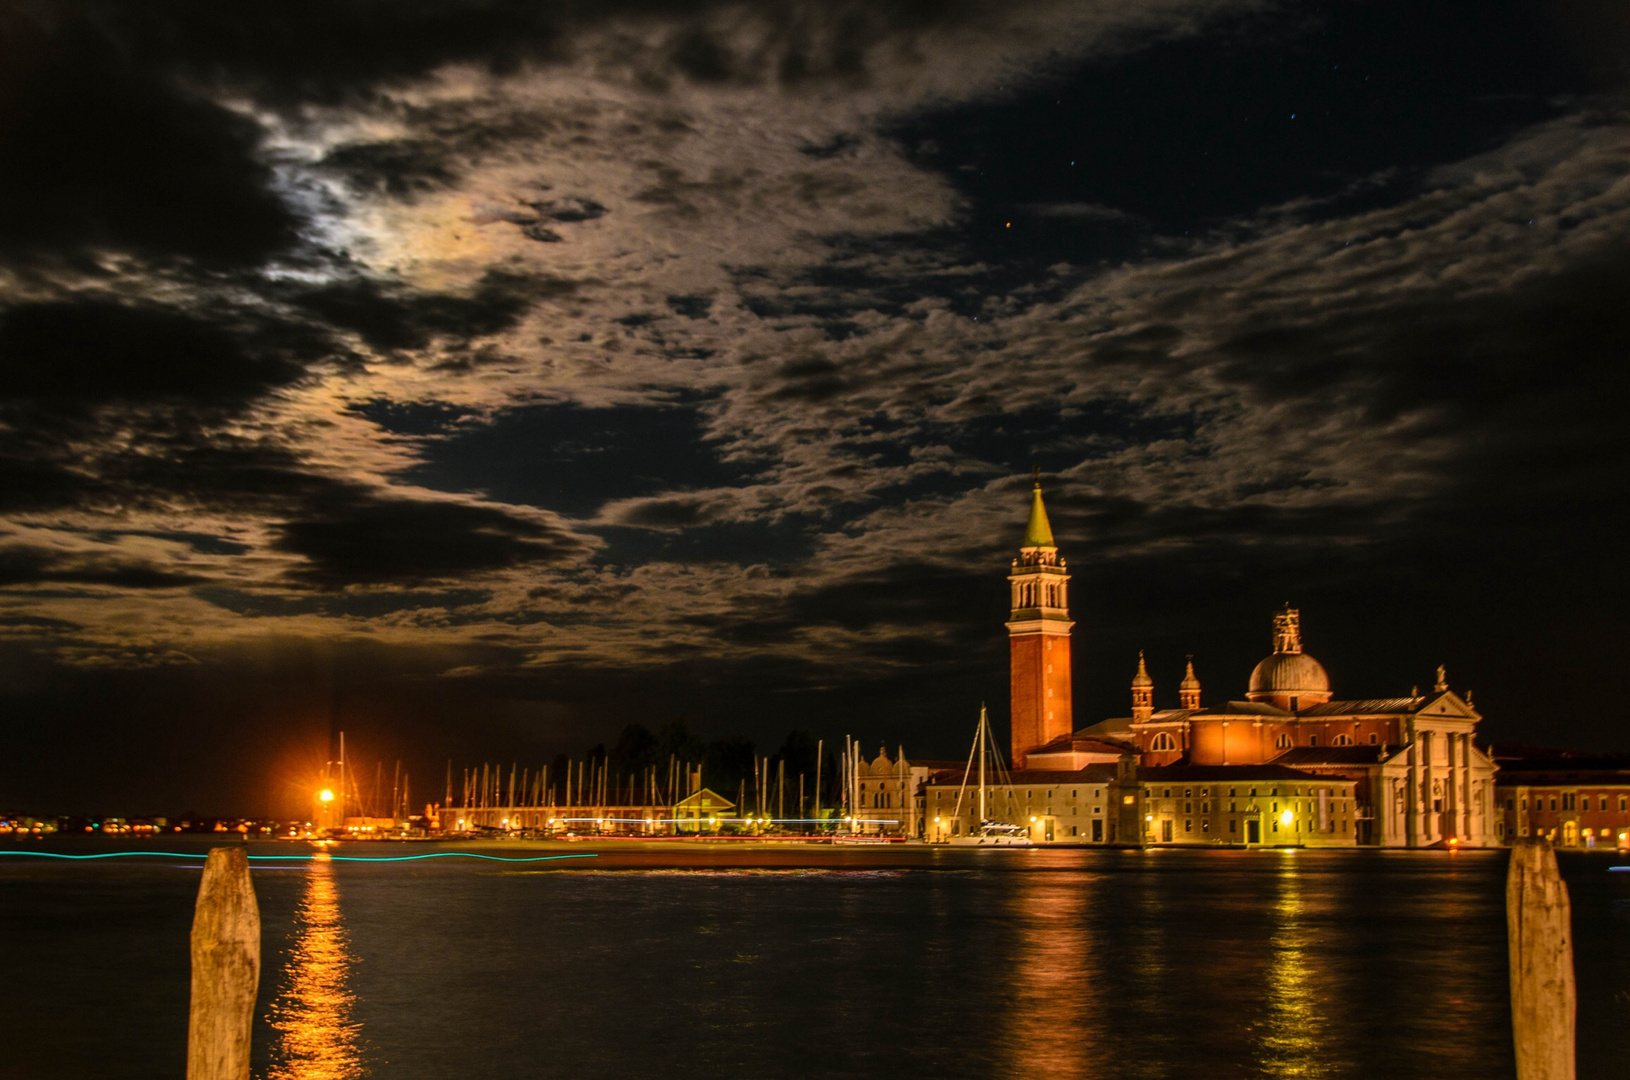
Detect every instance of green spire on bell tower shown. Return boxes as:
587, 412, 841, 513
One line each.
1023, 466, 1056, 549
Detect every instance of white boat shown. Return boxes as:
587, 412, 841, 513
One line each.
946, 704, 1034, 847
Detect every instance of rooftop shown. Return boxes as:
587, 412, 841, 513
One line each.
1272, 745, 1398, 766
1141, 761, 1348, 783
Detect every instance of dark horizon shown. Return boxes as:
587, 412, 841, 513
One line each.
3, 1, 1628, 816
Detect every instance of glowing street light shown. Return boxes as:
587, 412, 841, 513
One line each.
1279, 809, 1294, 826
318, 789, 334, 803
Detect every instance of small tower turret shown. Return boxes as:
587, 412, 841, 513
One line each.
1131, 651, 1154, 722
1179, 655, 1201, 711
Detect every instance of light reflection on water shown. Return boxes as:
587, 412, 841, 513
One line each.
1256, 861, 1325, 1078
17, 842, 1626, 1080
1004, 873, 1099, 1078
266, 854, 365, 1080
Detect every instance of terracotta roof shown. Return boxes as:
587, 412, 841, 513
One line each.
672, 787, 735, 810
925, 764, 1119, 785
1493, 756, 1630, 781
1299, 697, 1422, 716
1029, 732, 1138, 756
1225, 701, 1291, 716
1140, 762, 1345, 783
1272, 746, 1397, 766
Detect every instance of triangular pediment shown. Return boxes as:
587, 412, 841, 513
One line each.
1416, 690, 1481, 721
673, 787, 735, 811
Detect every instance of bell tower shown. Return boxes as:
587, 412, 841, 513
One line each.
1007, 470, 1074, 769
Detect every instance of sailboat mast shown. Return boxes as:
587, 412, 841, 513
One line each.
978, 705, 987, 823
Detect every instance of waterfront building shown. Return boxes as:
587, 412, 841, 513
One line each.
1134, 765, 1358, 847
925, 761, 1143, 844
924, 477, 1494, 847
673, 787, 735, 833
851, 745, 963, 837
1084, 614, 1499, 847
1494, 750, 1630, 849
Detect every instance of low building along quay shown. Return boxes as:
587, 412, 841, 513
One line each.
1495, 750, 1630, 848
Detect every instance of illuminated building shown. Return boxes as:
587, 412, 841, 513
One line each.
1494, 750, 1630, 849
852, 745, 963, 838
925, 478, 1491, 847
1084, 611, 1500, 847
672, 788, 734, 833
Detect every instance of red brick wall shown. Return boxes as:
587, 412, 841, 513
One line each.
1010, 633, 1071, 769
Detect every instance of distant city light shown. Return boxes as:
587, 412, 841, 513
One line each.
318, 789, 334, 803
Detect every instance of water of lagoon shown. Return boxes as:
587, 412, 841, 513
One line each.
2, 840, 1626, 1080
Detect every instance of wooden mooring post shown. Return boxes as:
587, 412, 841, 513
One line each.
1506, 837, 1575, 1080
187, 847, 261, 1080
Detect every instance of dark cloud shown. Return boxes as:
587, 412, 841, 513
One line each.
0, 299, 312, 405
347, 399, 479, 437
195, 585, 490, 618
895, 1, 1614, 269
666, 294, 715, 319
288, 269, 567, 354
317, 138, 462, 200
0, 412, 341, 516
0, 546, 208, 589
594, 519, 817, 567
400, 401, 753, 517
272, 495, 589, 588
0, 7, 299, 266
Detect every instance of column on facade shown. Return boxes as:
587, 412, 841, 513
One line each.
1467, 736, 1480, 847
1422, 730, 1435, 843
1405, 721, 1419, 848
1445, 729, 1459, 840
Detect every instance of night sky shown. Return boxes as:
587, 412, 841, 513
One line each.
3, 1, 1627, 816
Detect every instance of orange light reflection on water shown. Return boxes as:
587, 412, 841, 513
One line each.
1004, 871, 1100, 1078
267, 853, 365, 1080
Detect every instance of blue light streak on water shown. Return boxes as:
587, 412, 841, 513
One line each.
0, 850, 599, 864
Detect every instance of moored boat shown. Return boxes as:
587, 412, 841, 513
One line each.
945, 704, 1034, 847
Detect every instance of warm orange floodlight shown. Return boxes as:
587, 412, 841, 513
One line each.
318, 789, 335, 803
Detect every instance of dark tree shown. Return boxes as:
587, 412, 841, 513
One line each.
704, 734, 756, 800
609, 723, 657, 776
770, 729, 819, 777
654, 719, 707, 767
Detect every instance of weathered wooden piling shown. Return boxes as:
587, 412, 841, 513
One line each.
1506, 837, 1575, 1080
187, 847, 261, 1080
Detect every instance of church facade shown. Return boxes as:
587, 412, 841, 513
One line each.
925, 477, 1499, 848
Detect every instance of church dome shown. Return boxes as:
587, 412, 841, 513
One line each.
1247, 652, 1330, 699
1245, 605, 1333, 708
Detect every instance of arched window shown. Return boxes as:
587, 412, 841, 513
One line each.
1150, 733, 1177, 752
1332, 734, 1354, 747
1275, 733, 1292, 749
